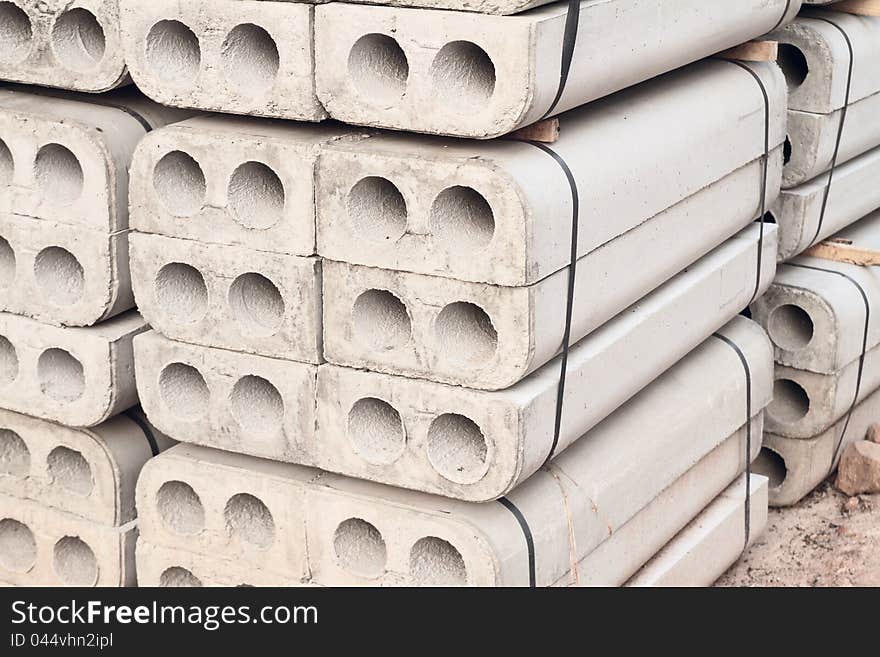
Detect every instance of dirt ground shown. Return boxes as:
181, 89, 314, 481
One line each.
717, 479, 880, 587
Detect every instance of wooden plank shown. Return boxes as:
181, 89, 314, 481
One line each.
717, 40, 778, 63
509, 118, 560, 143
803, 239, 880, 266
832, 0, 880, 17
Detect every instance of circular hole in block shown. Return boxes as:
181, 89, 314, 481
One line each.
348, 34, 409, 104
351, 289, 411, 350
47, 446, 93, 496
0, 236, 15, 288
160, 566, 202, 587
347, 176, 407, 243
228, 161, 285, 230
37, 348, 85, 403
221, 24, 280, 95
426, 413, 488, 484
777, 44, 809, 90
145, 20, 201, 87
410, 536, 466, 586
753, 447, 787, 489
53, 536, 98, 586
435, 302, 497, 367
768, 303, 814, 351
34, 246, 84, 306
333, 517, 386, 578
347, 397, 406, 465
156, 480, 205, 536
153, 150, 206, 217
230, 375, 284, 437
224, 493, 276, 549
431, 41, 495, 112
228, 272, 285, 337
51, 8, 106, 72
430, 186, 495, 251
34, 144, 83, 204
768, 378, 811, 424
0, 335, 18, 385
154, 262, 208, 325
0, 2, 32, 64
158, 363, 209, 420
0, 428, 28, 476
0, 518, 36, 573
0, 137, 12, 184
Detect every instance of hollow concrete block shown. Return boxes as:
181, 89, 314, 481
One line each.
119, 0, 325, 121
130, 116, 358, 256
317, 60, 786, 285
625, 475, 768, 587
0, 0, 128, 92
0, 310, 145, 427
0, 408, 172, 526
134, 331, 317, 460
323, 222, 776, 390
130, 232, 322, 363
0, 494, 136, 586
314, 0, 798, 138
773, 147, 880, 261
314, 268, 775, 501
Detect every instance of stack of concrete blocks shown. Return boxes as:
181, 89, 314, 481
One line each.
752, 211, 880, 506
0, 86, 181, 586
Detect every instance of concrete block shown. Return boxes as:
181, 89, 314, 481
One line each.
323, 222, 776, 390
624, 475, 768, 587
771, 11, 880, 114
0, 0, 127, 92
134, 330, 316, 461
130, 232, 322, 363
0, 310, 145, 426
316, 59, 786, 285
130, 116, 357, 256
773, 146, 880, 261
756, 380, 880, 506
314, 0, 798, 138
0, 494, 136, 586
752, 212, 880, 372
0, 408, 172, 525
315, 276, 774, 501
119, 0, 325, 121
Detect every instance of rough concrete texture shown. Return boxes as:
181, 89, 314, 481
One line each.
133, 330, 316, 461
136, 540, 299, 587
771, 11, 880, 115
835, 440, 880, 496
0, 310, 145, 427
756, 381, 880, 506
784, 91, 880, 188
0, 494, 136, 586
625, 475, 768, 587
130, 116, 358, 256
0, 408, 173, 525
773, 146, 880, 261
130, 232, 322, 363
323, 222, 776, 390
138, 317, 770, 586
316, 60, 786, 285
752, 211, 880, 373
314, 0, 798, 138
0, 0, 128, 92
119, 0, 325, 121
315, 268, 775, 500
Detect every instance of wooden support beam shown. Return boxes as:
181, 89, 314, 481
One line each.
717, 40, 778, 63
509, 118, 560, 143
831, 0, 880, 17
803, 238, 880, 266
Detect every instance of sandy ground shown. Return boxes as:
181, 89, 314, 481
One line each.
717, 479, 880, 587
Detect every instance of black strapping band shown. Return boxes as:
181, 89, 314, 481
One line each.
541, 0, 581, 120
788, 263, 870, 467
771, 0, 794, 33
712, 333, 753, 553
497, 496, 536, 587
101, 103, 154, 134
124, 409, 160, 457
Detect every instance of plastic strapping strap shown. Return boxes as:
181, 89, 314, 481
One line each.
808, 16, 855, 246
102, 104, 154, 133
497, 496, 536, 587
541, 0, 581, 120
124, 409, 160, 457
788, 263, 870, 467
